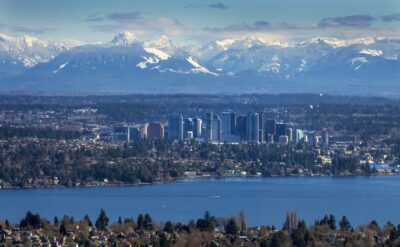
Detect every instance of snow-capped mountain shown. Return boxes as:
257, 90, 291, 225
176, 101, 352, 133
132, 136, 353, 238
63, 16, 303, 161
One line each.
0, 34, 69, 78
110, 31, 138, 46
0, 32, 399, 96
0, 32, 219, 92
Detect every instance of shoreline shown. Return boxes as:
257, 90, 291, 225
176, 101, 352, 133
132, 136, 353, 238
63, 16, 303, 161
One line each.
1, 172, 398, 190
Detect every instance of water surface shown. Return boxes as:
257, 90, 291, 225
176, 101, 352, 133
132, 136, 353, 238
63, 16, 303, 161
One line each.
1, 176, 399, 227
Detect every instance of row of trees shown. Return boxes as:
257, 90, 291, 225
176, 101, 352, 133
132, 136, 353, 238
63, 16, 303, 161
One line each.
0, 138, 376, 188
0, 126, 85, 140
6, 209, 400, 247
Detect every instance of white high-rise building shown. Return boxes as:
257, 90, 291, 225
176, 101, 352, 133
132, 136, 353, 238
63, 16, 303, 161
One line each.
212, 115, 221, 141
295, 129, 304, 143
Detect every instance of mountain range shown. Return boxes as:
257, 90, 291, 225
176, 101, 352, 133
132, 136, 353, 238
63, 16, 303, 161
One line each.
0, 31, 399, 96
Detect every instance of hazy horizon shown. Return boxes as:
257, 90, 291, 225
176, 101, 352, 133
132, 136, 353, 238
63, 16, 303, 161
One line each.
1, 0, 399, 44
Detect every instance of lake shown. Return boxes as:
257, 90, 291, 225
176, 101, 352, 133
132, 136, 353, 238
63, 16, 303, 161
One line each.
1, 176, 400, 227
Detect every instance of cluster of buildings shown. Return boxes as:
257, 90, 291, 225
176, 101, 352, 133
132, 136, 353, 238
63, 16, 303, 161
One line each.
107, 112, 331, 148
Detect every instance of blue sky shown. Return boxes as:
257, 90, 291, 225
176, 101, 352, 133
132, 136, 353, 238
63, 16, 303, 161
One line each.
1, 0, 399, 44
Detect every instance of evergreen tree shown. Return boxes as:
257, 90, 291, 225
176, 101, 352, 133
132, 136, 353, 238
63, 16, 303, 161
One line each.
164, 221, 174, 233
196, 211, 216, 232
270, 231, 286, 247
95, 209, 109, 231
328, 214, 336, 230
339, 216, 351, 231
298, 220, 307, 231
19, 211, 42, 229
59, 223, 67, 235
390, 227, 399, 241
144, 213, 153, 230
54, 216, 59, 226
226, 218, 239, 235
320, 214, 329, 225
84, 214, 93, 227
137, 214, 144, 229
291, 229, 307, 247
239, 210, 247, 233
69, 216, 75, 225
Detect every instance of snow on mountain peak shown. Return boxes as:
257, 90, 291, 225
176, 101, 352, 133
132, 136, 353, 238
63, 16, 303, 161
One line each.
21, 35, 38, 47
0, 33, 13, 42
144, 35, 172, 48
359, 49, 383, 56
215, 36, 289, 50
186, 56, 218, 76
216, 38, 236, 50
214, 36, 262, 50
144, 47, 171, 60
143, 35, 178, 57
111, 31, 138, 46
309, 36, 378, 48
0, 33, 69, 68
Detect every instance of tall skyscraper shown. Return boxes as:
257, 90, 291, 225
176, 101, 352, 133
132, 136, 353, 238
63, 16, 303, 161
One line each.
147, 122, 164, 140
235, 115, 247, 140
168, 114, 183, 141
140, 124, 148, 139
129, 126, 141, 141
221, 112, 235, 141
205, 112, 213, 141
193, 118, 202, 138
212, 115, 221, 141
295, 129, 304, 143
258, 112, 265, 142
287, 127, 293, 143
259, 129, 264, 143
321, 130, 329, 149
307, 131, 318, 147
275, 123, 287, 142
229, 112, 236, 135
184, 118, 194, 134
246, 113, 259, 142
265, 119, 276, 142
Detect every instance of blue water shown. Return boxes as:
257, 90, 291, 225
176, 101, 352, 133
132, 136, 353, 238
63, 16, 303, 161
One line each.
1, 176, 400, 227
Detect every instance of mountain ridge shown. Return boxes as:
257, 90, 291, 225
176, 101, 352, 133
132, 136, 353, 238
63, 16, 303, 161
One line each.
0, 32, 399, 96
